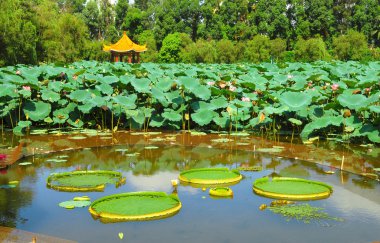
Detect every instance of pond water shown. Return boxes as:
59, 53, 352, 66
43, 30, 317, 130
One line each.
1, 143, 380, 243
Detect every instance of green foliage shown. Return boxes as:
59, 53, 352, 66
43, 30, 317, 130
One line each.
333, 30, 370, 61
268, 203, 344, 224
159, 33, 192, 62
294, 37, 330, 61
244, 35, 271, 63
1, 61, 380, 144
181, 39, 217, 63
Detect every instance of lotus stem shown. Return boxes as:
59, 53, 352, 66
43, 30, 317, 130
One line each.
235, 108, 238, 133
111, 110, 114, 133
18, 98, 22, 123
101, 110, 104, 130
145, 116, 151, 133
291, 126, 295, 144
9, 112, 14, 129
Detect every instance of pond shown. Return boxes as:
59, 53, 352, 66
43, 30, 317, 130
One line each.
1, 137, 380, 243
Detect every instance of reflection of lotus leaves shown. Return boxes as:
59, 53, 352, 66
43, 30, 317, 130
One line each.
279, 165, 310, 178
19, 162, 32, 166
211, 138, 233, 143
230, 132, 250, 136
145, 146, 159, 150
69, 136, 87, 140
190, 131, 207, 136
257, 147, 283, 153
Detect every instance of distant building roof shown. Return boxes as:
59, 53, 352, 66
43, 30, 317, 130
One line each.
103, 31, 147, 53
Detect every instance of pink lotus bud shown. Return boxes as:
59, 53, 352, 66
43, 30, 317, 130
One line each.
219, 83, 226, 89
207, 81, 215, 86
16, 70, 21, 75
241, 97, 250, 102
22, 86, 31, 91
229, 85, 236, 92
72, 75, 78, 80
331, 84, 339, 91
0, 154, 7, 160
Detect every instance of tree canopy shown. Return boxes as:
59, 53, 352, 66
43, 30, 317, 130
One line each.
0, 0, 379, 66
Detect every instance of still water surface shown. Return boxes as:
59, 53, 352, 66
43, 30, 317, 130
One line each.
1, 144, 379, 243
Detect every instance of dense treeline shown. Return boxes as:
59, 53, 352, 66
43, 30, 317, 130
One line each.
0, 0, 379, 66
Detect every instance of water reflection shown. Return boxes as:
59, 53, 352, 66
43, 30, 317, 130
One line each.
0, 140, 379, 242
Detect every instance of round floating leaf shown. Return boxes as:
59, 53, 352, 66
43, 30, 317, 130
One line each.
19, 162, 32, 166
23, 101, 51, 122
278, 92, 312, 111
192, 110, 217, 126
59, 200, 91, 208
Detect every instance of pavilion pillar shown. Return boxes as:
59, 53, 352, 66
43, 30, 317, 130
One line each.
137, 52, 140, 63
128, 52, 132, 63
115, 55, 119, 62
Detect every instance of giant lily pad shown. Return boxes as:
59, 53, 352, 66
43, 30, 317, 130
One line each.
89, 192, 181, 222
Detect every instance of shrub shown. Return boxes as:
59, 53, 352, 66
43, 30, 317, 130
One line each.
216, 39, 237, 63
181, 39, 217, 63
138, 30, 158, 62
294, 37, 329, 62
158, 33, 192, 63
270, 38, 287, 62
332, 30, 370, 61
244, 35, 271, 63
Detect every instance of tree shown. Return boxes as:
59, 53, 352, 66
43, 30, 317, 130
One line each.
333, 30, 369, 60
270, 38, 287, 61
352, 0, 380, 46
138, 30, 158, 62
216, 39, 237, 63
82, 0, 101, 39
244, 35, 271, 63
123, 7, 145, 39
250, 0, 289, 40
0, 0, 38, 65
181, 39, 217, 63
294, 37, 329, 61
159, 32, 192, 62
115, 0, 129, 30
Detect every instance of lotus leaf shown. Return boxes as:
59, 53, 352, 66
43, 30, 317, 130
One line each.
96, 83, 114, 95
192, 110, 217, 126
288, 118, 302, 126
41, 89, 60, 102
278, 92, 312, 111
337, 94, 370, 111
162, 109, 182, 122
68, 90, 91, 102
131, 77, 151, 93
23, 101, 51, 121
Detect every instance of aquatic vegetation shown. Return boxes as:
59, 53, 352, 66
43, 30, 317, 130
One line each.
237, 166, 263, 171
179, 167, 242, 185
0, 61, 378, 144
46, 170, 125, 192
268, 203, 343, 224
89, 192, 181, 222
209, 187, 233, 197
59, 200, 91, 209
253, 177, 332, 200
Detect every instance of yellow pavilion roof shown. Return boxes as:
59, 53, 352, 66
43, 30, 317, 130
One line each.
103, 32, 147, 53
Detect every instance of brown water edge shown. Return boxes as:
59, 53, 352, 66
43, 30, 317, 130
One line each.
0, 226, 77, 243
0, 130, 379, 179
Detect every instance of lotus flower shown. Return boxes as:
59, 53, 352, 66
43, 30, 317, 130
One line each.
171, 179, 178, 186
229, 85, 236, 92
72, 75, 78, 80
16, 70, 21, 75
0, 154, 7, 160
22, 86, 31, 91
241, 97, 250, 102
331, 83, 339, 91
287, 74, 293, 79
207, 81, 215, 86
219, 83, 226, 89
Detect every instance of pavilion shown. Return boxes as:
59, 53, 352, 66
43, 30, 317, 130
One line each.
103, 31, 147, 63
